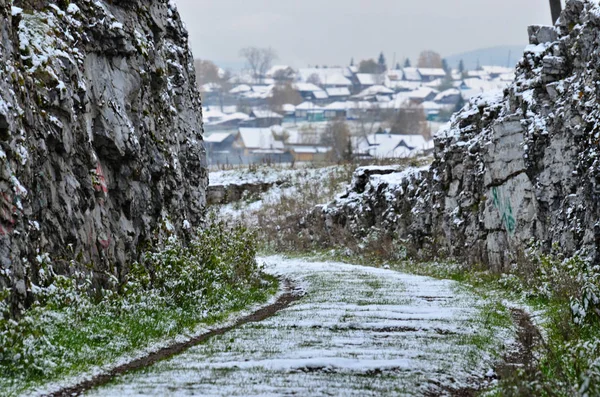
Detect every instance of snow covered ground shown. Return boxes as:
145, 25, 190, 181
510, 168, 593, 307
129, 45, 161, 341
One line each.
89, 257, 514, 396
209, 166, 298, 187
212, 165, 353, 222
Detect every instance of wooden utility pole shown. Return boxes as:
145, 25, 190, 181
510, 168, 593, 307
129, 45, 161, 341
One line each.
549, 0, 562, 25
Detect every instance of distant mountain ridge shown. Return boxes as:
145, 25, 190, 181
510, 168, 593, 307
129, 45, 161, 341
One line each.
445, 45, 526, 70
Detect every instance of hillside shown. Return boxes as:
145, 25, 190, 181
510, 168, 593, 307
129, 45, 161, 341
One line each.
445, 45, 526, 70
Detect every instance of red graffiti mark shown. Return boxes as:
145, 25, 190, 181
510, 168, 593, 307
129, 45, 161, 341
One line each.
1, 208, 15, 225
98, 231, 111, 250
93, 164, 109, 193
0, 192, 16, 233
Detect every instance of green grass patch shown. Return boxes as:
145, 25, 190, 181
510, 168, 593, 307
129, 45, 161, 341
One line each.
0, 221, 278, 397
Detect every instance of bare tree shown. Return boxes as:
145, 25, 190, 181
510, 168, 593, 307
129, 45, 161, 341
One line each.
239, 47, 278, 84
307, 73, 321, 86
549, 0, 562, 24
215, 70, 233, 112
194, 59, 221, 86
268, 83, 303, 112
273, 67, 295, 83
322, 120, 352, 162
417, 51, 443, 69
353, 103, 387, 154
193, 59, 233, 112
387, 105, 431, 140
358, 59, 379, 74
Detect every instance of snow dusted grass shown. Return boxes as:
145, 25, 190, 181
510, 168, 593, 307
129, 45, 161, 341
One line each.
90, 257, 514, 396
0, 221, 277, 397
213, 163, 356, 227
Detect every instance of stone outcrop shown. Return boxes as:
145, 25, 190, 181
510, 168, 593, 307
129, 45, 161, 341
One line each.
316, 0, 600, 270
207, 182, 283, 206
0, 0, 207, 313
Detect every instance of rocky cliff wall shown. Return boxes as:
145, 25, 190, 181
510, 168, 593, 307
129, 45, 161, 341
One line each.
317, 0, 600, 270
0, 0, 207, 313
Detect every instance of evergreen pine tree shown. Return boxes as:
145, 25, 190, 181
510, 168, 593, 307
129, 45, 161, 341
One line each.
441, 59, 450, 74
377, 52, 387, 73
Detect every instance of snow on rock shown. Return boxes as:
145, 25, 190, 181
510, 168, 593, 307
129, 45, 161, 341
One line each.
89, 257, 515, 396
0, 0, 207, 312
311, 0, 600, 269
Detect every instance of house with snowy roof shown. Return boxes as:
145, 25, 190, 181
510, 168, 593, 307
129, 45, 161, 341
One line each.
353, 85, 394, 101
387, 80, 423, 92
203, 107, 227, 124
417, 68, 447, 82
288, 146, 331, 162
207, 127, 291, 165
355, 73, 381, 90
229, 84, 252, 95
324, 102, 349, 119
402, 67, 422, 82
279, 104, 297, 118
420, 101, 447, 120
385, 69, 403, 82
433, 88, 462, 105
295, 102, 325, 121
237, 128, 287, 155
240, 110, 283, 128
466, 70, 489, 79
481, 65, 513, 79
320, 73, 353, 88
294, 83, 329, 102
408, 87, 438, 104
297, 68, 353, 88
204, 112, 251, 132
346, 101, 378, 120
204, 132, 240, 153
325, 87, 351, 101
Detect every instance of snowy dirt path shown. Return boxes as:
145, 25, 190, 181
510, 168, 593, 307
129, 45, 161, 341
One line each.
88, 257, 513, 396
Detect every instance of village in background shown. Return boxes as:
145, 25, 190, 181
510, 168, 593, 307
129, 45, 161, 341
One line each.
197, 48, 516, 167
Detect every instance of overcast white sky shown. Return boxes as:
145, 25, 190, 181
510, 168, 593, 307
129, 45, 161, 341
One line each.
173, 0, 555, 68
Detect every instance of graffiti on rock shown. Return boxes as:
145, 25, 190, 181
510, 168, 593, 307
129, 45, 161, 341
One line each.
492, 186, 516, 235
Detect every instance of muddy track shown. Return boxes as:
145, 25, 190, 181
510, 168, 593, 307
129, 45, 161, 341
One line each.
44, 279, 302, 397
426, 308, 543, 397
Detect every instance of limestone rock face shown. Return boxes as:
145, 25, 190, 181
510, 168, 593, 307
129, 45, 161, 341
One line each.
0, 0, 207, 312
317, 0, 600, 269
